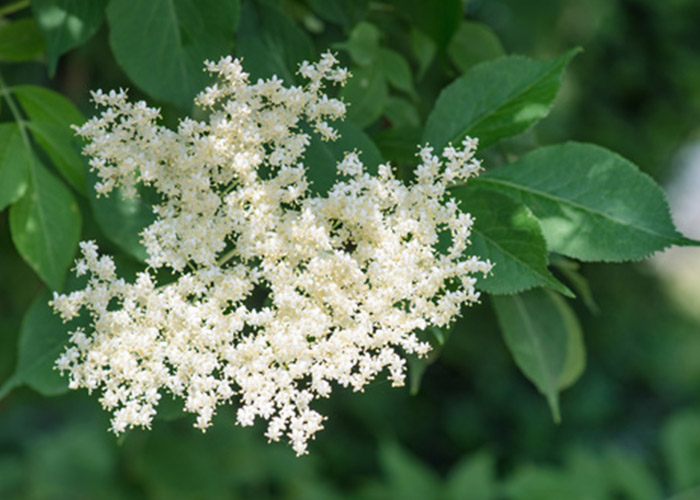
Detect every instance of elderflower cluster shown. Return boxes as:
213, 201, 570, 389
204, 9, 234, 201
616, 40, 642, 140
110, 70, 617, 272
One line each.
52, 52, 492, 455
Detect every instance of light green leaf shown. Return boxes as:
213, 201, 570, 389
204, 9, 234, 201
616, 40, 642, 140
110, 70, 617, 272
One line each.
0, 290, 70, 399
475, 142, 688, 261
340, 64, 388, 128
236, 0, 313, 83
9, 157, 81, 290
384, 97, 420, 128
445, 451, 497, 500
452, 186, 572, 296
13, 85, 85, 129
0, 123, 29, 211
380, 441, 442, 500
378, 48, 415, 95
31, 0, 106, 75
26, 121, 86, 195
603, 448, 662, 500
492, 289, 585, 421
423, 49, 579, 152
447, 21, 505, 74
0, 18, 45, 62
304, 120, 383, 195
107, 0, 240, 109
661, 411, 700, 490
336, 21, 380, 66
410, 28, 436, 80
88, 169, 157, 262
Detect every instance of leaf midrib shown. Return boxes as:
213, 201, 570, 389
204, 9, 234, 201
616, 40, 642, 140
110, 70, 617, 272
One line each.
473, 177, 676, 240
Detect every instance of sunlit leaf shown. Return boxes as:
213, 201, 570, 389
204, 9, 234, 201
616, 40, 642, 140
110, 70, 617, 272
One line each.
9, 157, 80, 290
492, 289, 585, 421
31, 0, 106, 75
107, 0, 239, 109
0, 18, 45, 62
452, 186, 572, 296
0, 123, 29, 211
476, 142, 691, 261
423, 49, 579, 151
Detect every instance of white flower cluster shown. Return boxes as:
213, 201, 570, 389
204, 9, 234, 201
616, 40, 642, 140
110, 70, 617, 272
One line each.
52, 53, 492, 455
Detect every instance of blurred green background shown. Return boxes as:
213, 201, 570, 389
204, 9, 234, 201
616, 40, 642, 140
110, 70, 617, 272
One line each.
2, 0, 700, 498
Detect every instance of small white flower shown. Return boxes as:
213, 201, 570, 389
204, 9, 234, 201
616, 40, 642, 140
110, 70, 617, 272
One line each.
54, 52, 492, 456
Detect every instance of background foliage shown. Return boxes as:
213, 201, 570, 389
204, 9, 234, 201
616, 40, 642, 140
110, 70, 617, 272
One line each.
1, 0, 700, 498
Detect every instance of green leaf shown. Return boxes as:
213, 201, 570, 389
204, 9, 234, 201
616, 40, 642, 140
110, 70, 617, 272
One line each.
0, 290, 70, 399
375, 125, 422, 166
12, 85, 85, 129
26, 121, 86, 195
31, 0, 106, 76
384, 97, 420, 128
340, 64, 388, 128
423, 49, 579, 152
452, 186, 572, 296
107, 0, 240, 109
393, 0, 461, 49
447, 21, 505, 74
0, 18, 45, 62
336, 21, 380, 66
9, 157, 81, 290
492, 289, 585, 421
475, 142, 687, 262
236, 0, 313, 83
380, 441, 442, 500
378, 48, 415, 95
603, 448, 662, 500
307, 0, 369, 28
304, 120, 383, 195
88, 169, 157, 262
410, 28, 436, 80
661, 411, 700, 490
408, 326, 448, 395
0, 123, 29, 211
445, 451, 497, 500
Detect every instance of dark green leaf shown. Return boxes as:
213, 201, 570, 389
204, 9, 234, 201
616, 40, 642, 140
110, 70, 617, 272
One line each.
394, 0, 461, 49
236, 0, 313, 83
31, 0, 106, 75
374, 125, 421, 166
107, 0, 240, 109
452, 186, 572, 296
0, 18, 45, 62
305, 120, 383, 195
408, 326, 448, 395
13, 85, 85, 129
378, 48, 415, 95
9, 157, 81, 290
88, 169, 157, 262
447, 21, 505, 74
0, 123, 29, 211
340, 64, 388, 128
423, 49, 579, 151
476, 142, 687, 262
307, 0, 369, 28
0, 290, 70, 399
492, 289, 585, 421
26, 121, 86, 195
